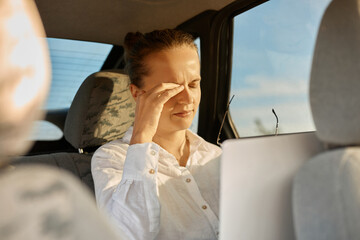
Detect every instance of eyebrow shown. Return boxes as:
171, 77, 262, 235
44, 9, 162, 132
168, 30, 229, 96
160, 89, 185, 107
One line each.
166, 78, 201, 84
191, 78, 201, 82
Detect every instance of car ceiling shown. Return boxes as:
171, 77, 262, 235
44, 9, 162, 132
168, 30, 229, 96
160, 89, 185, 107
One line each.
35, 0, 236, 46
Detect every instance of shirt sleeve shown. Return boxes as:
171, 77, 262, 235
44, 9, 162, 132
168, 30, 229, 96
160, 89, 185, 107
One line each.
91, 141, 161, 240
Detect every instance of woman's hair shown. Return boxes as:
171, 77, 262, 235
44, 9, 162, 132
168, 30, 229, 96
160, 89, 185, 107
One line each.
124, 29, 198, 87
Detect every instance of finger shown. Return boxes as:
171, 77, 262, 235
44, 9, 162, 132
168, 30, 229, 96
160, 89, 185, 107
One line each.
147, 83, 182, 95
157, 85, 184, 103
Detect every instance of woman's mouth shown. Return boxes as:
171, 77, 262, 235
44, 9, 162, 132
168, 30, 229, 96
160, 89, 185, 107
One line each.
174, 110, 193, 118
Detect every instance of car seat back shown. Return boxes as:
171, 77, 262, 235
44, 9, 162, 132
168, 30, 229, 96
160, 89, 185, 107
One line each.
13, 70, 135, 192
292, 0, 360, 239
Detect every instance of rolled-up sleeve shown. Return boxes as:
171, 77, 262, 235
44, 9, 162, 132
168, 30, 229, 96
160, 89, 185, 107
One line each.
91, 141, 161, 240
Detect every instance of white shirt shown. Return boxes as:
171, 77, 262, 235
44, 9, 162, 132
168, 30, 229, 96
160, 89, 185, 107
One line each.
91, 127, 222, 240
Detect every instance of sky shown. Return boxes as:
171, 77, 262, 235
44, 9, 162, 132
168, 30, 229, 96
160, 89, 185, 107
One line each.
229, 0, 331, 137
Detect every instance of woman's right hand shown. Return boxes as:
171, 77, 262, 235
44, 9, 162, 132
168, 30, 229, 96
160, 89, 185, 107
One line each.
130, 83, 184, 145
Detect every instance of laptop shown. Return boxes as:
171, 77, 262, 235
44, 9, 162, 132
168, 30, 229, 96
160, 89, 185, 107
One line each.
219, 132, 324, 240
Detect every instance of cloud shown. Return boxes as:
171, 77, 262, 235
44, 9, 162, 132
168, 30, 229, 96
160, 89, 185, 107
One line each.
231, 0, 332, 81
231, 74, 308, 99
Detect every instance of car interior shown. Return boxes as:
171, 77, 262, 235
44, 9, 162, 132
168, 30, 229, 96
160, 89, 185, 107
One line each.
3, 0, 360, 239
13, 0, 260, 192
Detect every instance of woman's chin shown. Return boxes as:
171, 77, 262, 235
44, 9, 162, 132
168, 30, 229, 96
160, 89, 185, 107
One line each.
159, 122, 192, 133
176, 122, 193, 131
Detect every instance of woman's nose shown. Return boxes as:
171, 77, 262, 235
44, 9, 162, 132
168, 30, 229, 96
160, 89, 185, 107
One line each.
177, 86, 193, 104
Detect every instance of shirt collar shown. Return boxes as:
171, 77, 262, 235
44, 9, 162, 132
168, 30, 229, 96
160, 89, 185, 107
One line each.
122, 126, 210, 173
186, 128, 203, 151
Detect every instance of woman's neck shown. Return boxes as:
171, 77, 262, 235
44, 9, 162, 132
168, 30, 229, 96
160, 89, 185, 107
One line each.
153, 130, 189, 167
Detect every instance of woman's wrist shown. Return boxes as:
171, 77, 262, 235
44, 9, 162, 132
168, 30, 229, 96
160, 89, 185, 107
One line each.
130, 133, 153, 145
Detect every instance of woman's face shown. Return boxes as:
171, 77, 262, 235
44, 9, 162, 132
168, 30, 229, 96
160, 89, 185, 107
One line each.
141, 46, 201, 134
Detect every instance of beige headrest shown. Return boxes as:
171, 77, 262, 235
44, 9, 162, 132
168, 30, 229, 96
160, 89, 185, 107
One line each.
310, 0, 360, 145
64, 70, 135, 149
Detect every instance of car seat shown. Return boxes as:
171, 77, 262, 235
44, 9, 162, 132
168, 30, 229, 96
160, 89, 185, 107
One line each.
292, 0, 360, 239
12, 70, 136, 192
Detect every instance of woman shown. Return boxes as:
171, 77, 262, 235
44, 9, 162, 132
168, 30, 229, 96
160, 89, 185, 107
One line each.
92, 29, 222, 240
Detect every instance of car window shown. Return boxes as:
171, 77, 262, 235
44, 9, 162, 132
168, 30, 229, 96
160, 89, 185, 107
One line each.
45, 38, 113, 110
229, 0, 331, 137
29, 121, 63, 141
189, 37, 200, 133
30, 38, 112, 140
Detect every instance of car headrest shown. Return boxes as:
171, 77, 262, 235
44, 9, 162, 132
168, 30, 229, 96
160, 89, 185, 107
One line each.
310, 0, 360, 146
64, 70, 135, 150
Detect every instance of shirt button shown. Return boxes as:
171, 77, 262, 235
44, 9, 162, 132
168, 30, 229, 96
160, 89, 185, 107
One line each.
150, 150, 156, 156
185, 178, 191, 183
149, 169, 155, 174
202, 205, 207, 210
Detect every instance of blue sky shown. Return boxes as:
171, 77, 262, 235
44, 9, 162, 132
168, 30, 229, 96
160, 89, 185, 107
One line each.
230, 0, 331, 137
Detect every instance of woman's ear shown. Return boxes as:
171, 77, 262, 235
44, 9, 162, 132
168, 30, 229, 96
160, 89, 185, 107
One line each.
129, 84, 141, 100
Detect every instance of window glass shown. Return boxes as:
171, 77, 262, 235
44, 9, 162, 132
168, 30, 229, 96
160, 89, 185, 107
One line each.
46, 38, 112, 110
230, 0, 331, 137
30, 38, 112, 141
189, 37, 200, 133
29, 121, 63, 141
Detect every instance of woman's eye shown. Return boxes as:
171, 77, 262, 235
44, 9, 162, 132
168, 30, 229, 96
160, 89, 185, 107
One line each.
189, 83, 199, 88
